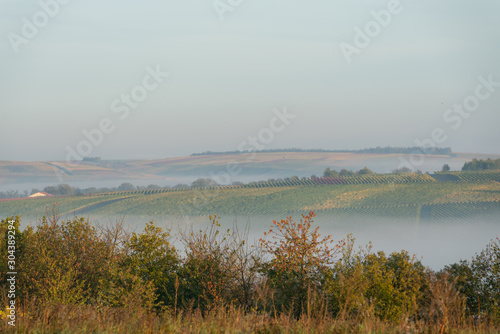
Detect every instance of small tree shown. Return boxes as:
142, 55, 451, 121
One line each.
470, 238, 500, 320
445, 238, 500, 322
392, 167, 412, 174
118, 182, 136, 191
43, 184, 75, 196
125, 221, 180, 309
339, 169, 354, 177
191, 178, 218, 188
179, 215, 250, 311
259, 211, 344, 316
324, 168, 340, 177
357, 167, 374, 175
442, 164, 451, 172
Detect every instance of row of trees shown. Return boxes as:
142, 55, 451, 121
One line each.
0, 190, 30, 200
323, 167, 374, 177
1, 212, 498, 328
323, 167, 433, 177
24, 181, 214, 197
192, 146, 453, 156
325, 158, 500, 177
439, 158, 500, 173
462, 158, 500, 172
0, 183, 156, 198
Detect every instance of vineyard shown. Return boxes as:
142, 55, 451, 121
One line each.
1, 178, 499, 222
93, 173, 439, 197
91, 171, 500, 198
432, 170, 500, 182
427, 200, 500, 220
449, 171, 500, 182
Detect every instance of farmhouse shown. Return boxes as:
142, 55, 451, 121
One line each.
28, 192, 54, 198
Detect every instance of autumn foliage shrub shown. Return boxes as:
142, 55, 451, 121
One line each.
258, 211, 344, 317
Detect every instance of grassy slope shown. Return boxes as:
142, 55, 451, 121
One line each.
0, 194, 130, 219
2, 181, 499, 218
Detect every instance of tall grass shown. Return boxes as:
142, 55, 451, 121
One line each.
2, 301, 499, 333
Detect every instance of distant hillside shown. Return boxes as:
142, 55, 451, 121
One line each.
2, 151, 500, 189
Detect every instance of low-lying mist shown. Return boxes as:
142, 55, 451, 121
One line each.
17, 212, 499, 271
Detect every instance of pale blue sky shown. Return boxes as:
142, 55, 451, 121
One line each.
1, 0, 499, 161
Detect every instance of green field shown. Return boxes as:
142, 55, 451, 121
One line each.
2, 178, 499, 221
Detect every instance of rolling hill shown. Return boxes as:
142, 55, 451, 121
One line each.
2, 151, 500, 189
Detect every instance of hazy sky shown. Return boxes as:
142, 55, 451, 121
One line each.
1, 0, 499, 161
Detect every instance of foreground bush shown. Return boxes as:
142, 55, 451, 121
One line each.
259, 212, 344, 317
125, 221, 180, 309
325, 235, 429, 323
178, 215, 261, 313
1, 212, 499, 332
445, 237, 500, 320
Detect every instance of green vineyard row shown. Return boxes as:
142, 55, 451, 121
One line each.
93, 171, 500, 197
432, 171, 500, 182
